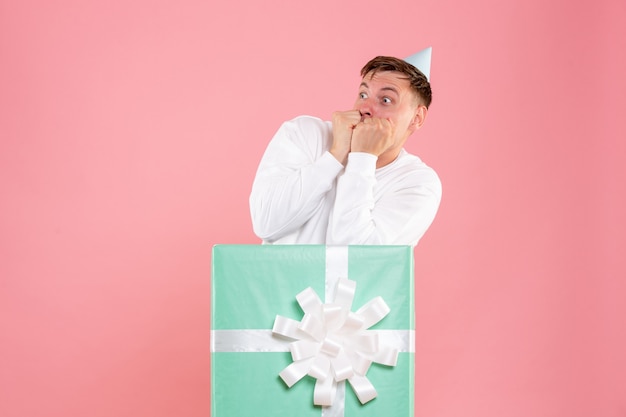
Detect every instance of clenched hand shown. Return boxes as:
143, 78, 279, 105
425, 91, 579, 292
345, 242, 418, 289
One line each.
351, 117, 395, 157
330, 110, 361, 164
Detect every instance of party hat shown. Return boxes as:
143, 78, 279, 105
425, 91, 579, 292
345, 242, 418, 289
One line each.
404, 47, 432, 81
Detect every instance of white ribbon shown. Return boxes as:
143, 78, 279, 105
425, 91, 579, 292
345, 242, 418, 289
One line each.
272, 246, 400, 408
212, 329, 414, 354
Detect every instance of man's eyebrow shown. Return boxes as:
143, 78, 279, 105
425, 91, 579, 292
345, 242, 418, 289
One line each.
380, 86, 399, 95
359, 82, 399, 95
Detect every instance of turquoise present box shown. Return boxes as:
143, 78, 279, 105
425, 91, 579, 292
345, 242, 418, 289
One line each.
211, 245, 415, 417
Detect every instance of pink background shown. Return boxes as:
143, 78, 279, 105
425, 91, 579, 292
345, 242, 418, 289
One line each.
1, 0, 625, 416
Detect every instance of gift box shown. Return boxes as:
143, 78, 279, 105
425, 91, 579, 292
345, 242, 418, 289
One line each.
211, 245, 415, 417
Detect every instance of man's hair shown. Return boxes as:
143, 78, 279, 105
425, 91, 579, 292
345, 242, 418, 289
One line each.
360, 56, 432, 108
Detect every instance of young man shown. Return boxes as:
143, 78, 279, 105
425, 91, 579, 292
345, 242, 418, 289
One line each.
249, 53, 441, 246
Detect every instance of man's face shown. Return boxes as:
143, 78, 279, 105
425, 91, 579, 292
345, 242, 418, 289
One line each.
353, 70, 422, 148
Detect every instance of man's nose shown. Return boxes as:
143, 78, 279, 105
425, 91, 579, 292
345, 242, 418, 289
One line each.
357, 101, 373, 120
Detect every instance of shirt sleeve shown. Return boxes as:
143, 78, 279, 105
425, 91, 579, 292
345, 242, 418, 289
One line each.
249, 117, 344, 242
327, 152, 442, 246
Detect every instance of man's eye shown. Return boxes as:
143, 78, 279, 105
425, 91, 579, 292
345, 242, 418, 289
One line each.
382, 97, 392, 104
359, 92, 368, 99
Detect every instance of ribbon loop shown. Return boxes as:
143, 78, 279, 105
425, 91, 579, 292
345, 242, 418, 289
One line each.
342, 312, 364, 332
297, 287, 323, 316
314, 376, 337, 406
272, 315, 303, 340
333, 278, 356, 309
347, 352, 372, 376
299, 313, 326, 342
348, 374, 378, 404
290, 339, 320, 361
309, 354, 330, 380
320, 336, 342, 357
355, 297, 390, 329
279, 359, 312, 387
323, 304, 346, 331
331, 350, 354, 381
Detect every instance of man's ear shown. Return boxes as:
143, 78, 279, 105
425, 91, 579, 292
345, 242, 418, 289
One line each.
409, 105, 428, 133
